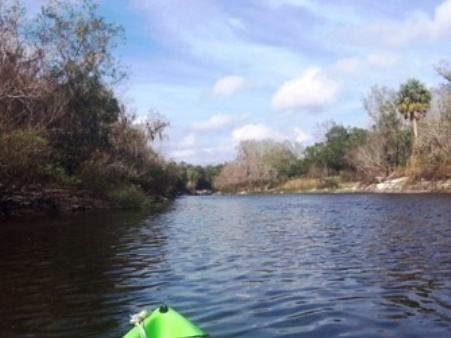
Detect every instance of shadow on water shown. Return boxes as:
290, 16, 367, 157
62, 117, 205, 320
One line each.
0, 210, 170, 337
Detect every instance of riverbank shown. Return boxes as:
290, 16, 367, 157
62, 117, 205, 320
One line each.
3, 177, 451, 222
276, 176, 451, 194
0, 182, 175, 222
0, 184, 118, 221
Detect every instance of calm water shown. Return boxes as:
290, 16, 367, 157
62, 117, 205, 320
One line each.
1, 194, 451, 337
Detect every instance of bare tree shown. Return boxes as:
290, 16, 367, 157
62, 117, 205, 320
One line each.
347, 135, 387, 180
413, 87, 451, 178
356, 85, 412, 178
0, 1, 67, 131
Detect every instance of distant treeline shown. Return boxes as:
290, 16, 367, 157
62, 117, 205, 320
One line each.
212, 74, 451, 193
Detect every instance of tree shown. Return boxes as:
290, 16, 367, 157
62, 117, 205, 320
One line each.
302, 123, 368, 177
0, 0, 186, 208
235, 139, 277, 188
368, 86, 412, 171
435, 60, 451, 85
396, 79, 431, 139
213, 139, 301, 192
349, 137, 384, 180
346, 127, 369, 150
51, 77, 121, 172
32, 0, 125, 86
412, 86, 451, 178
347, 85, 413, 179
323, 124, 350, 174
213, 162, 248, 193
0, 0, 67, 131
23, 0, 126, 173
303, 142, 327, 177
263, 140, 301, 179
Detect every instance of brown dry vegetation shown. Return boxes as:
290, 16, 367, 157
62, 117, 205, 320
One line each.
214, 77, 451, 193
0, 0, 183, 217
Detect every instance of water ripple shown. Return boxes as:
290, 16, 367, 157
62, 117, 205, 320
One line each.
1, 195, 451, 337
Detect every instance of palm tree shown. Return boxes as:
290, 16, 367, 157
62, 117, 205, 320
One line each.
395, 78, 431, 139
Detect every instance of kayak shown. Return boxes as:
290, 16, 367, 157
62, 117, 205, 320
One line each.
122, 304, 209, 338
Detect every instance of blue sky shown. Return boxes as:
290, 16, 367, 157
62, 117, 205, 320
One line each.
27, 0, 451, 164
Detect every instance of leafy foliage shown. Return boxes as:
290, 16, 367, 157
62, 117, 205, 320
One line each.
396, 78, 431, 138
0, 0, 181, 209
108, 185, 152, 209
302, 124, 369, 178
0, 129, 50, 196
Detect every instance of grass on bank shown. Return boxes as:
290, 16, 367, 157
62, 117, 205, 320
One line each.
278, 176, 342, 192
107, 185, 153, 209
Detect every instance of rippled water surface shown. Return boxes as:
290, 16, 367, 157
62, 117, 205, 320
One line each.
1, 194, 451, 337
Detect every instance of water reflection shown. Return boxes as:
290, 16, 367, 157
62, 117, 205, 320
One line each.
0, 210, 170, 337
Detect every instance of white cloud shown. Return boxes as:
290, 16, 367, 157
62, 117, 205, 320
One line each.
331, 51, 400, 77
366, 51, 400, 69
332, 57, 362, 75
232, 124, 282, 142
168, 142, 236, 165
271, 67, 341, 111
429, 0, 451, 38
212, 75, 247, 97
191, 114, 233, 132
293, 128, 310, 143
178, 133, 196, 148
337, 0, 451, 47
169, 149, 196, 160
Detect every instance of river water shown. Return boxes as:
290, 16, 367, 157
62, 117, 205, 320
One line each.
1, 194, 451, 337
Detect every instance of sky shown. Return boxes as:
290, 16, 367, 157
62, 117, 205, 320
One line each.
25, 0, 451, 165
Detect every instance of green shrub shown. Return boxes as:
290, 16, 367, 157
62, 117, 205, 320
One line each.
0, 128, 50, 183
108, 185, 152, 209
43, 164, 80, 186
78, 168, 111, 193
77, 152, 125, 193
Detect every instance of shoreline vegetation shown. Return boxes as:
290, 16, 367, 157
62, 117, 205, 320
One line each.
4, 176, 451, 221
2, 1, 451, 221
244, 176, 451, 195
0, 0, 183, 221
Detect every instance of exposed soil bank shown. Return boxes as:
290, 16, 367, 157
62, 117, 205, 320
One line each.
0, 185, 117, 222
363, 177, 451, 193
277, 177, 451, 194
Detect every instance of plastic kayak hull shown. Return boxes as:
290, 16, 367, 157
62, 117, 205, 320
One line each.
122, 305, 208, 338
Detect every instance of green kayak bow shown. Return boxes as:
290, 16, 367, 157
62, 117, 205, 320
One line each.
123, 305, 209, 338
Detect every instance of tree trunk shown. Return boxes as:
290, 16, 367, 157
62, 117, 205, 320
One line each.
410, 116, 418, 170
412, 116, 418, 138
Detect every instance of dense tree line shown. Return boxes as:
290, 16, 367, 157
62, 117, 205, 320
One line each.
0, 0, 182, 208
213, 73, 451, 192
